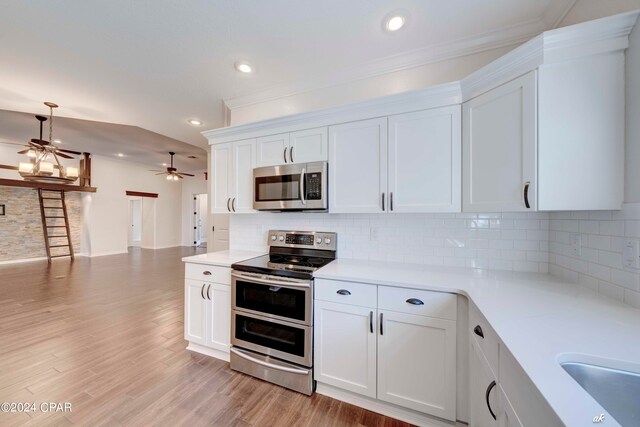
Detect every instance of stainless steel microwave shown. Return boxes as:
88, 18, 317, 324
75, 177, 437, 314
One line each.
253, 161, 328, 211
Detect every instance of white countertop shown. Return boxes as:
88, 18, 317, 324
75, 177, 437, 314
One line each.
314, 259, 640, 427
182, 250, 264, 267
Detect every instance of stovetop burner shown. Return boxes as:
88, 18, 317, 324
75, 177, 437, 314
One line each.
232, 230, 337, 280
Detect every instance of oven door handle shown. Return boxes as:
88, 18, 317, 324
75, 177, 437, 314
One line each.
230, 348, 310, 375
299, 168, 306, 205
231, 272, 311, 289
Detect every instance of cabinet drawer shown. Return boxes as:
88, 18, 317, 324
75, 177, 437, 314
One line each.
378, 286, 456, 320
185, 263, 231, 284
469, 302, 499, 377
315, 279, 376, 308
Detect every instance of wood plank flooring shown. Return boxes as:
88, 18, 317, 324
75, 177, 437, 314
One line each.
0, 247, 411, 426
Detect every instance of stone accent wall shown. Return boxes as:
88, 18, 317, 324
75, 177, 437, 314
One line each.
0, 187, 82, 261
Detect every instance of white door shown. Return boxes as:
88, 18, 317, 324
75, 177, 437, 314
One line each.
289, 127, 328, 164
377, 310, 457, 421
185, 280, 207, 345
329, 118, 388, 213
197, 194, 208, 244
206, 283, 231, 352
388, 106, 461, 213
256, 133, 290, 167
469, 339, 499, 427
230, 139, 256, 213
128, 198, 142, 246
463, 71, 537, 212
211, 143, 232, 213
314, 301, 377, 398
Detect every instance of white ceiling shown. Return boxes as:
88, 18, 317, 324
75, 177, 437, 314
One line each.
0, 0, 575, 148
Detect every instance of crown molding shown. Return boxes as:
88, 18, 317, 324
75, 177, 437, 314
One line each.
224, 19, 545, 110
205, 82, 461, 144
461, 10, 640, 101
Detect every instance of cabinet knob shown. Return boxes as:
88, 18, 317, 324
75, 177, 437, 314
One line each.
336, 289, 351, 296
474, 325, 484, 338
406, 298, 424, 305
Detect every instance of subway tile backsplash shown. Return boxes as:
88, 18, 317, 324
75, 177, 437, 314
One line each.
549, 203, 640, 310
230, 211, 550, 273
230, 204, 640, 311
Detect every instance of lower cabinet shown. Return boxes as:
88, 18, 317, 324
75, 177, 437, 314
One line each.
184, 277, 231, 357
378, 310, 457, 419
314, 280, 457, 421
469, 337, 498, 427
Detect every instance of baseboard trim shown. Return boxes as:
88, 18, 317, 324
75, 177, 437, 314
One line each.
186, 342, 230, 362
0, 256, 48, 265
315, 383, 463, 427
89, 250, 128, 258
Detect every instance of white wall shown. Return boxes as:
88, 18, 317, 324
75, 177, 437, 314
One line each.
86, 155, 182, 256
560, 0, 640, 26
180, 170, 207, 246
626, 12, 640, 202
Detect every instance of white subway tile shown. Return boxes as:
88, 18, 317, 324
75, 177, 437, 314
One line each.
598, 281, 624, 302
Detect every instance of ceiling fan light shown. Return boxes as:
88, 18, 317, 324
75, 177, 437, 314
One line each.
166, 174, 172, 180
173, 175, 180, 181
38, 162, 54, 175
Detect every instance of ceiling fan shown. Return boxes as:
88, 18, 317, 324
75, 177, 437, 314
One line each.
150, 152, 194, 181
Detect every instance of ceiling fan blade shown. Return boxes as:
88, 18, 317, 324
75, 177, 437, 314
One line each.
17, 149, 31, 154
30, 138, 48, 146
177, 172, 195, 177
0, 141, 29, 147
58, 148, 83, 155
155, 172, 167, 175
56, 152, 75, 159
148, 169, 165, 172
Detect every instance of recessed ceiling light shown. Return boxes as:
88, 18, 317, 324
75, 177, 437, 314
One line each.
53, 139, 62, 144
234, 61, 253, 73
188, 119, 203, 126
117, 153, 125, 157
383, 10, 409, 32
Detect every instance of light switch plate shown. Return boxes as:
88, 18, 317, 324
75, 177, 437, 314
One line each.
623, 239, 640, 270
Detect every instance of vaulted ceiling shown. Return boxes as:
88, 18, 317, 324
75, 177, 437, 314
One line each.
0, 0, 576, 149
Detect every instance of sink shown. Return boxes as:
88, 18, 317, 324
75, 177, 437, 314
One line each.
561, 361, 640, 426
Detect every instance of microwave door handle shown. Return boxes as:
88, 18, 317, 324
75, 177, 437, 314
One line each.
300, 168, 306, 205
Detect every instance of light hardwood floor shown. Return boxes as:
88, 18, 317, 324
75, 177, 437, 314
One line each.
0, 247, 410, 426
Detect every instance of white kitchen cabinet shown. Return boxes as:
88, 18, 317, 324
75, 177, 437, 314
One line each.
206, 283, 231, 352
469, 338, 499, 427
185, 279, 207, 345
184, 265, 232, 361
256, 127, 328, 167
211, 143, 232, 214
388, 106, 461, 213
497, 385, 523, 427
211, 139, 256, 214
378, 310, 457, 420
329, 118, 388, 213
463, 71, 537, 212
314, 300, 377, 398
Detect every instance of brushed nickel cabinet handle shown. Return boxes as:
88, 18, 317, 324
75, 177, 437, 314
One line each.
369, 311, 373, 333
390, 192, 394, 211
227, 198, 231, 212
380, 312, 384, 335
232, 197, 236, 212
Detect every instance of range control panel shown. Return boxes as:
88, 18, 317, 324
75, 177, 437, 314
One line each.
268, 230, 337, 251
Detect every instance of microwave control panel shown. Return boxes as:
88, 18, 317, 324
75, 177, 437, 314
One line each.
305, 173, 322, 200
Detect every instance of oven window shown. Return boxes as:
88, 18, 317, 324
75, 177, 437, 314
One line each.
235, 314, 306, 357
255, 174, 300, 202
235, 279, 307, 321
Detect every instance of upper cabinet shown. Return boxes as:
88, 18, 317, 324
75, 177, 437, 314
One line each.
256, 127, 328, 167
211, 139, 256, 214
463, 72, 537, 212
329, 106, 461, 214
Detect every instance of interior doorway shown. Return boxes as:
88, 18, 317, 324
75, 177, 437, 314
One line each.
194, 193, 208, 248
128, 198, 142, 247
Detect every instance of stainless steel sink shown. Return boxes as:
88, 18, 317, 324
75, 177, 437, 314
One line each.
561, 361, 640, 427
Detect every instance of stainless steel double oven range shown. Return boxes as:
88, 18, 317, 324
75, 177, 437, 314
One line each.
230, 230, 337, 395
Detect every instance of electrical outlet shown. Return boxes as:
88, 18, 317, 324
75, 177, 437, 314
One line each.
570, 233, 581, 257
623, 239, 640, 270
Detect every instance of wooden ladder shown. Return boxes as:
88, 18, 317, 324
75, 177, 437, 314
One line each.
38, 189, 74, 262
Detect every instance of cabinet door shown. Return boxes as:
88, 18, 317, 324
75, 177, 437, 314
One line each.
314, 300, 377, 398
463, 71, 537, 212
231, 139, 256, 213
329, 118, 388, 213
289, 127, 328, 164
211, 143, 232, 214
256, 133, 290, 167
388, 106, 461, 213
497, 385, 523, 427
377, 310, 457, 421
184, 280, 207, 345
469, 339, 499, 427
206, 283, 231, 352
